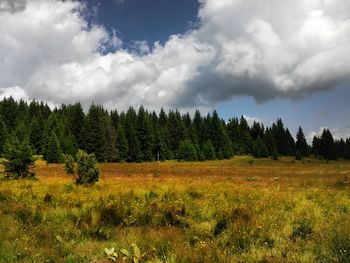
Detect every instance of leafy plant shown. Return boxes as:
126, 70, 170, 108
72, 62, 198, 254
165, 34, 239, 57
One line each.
104, 243, 142, 263
120, 243, 142, 263
104, 247, 118, 262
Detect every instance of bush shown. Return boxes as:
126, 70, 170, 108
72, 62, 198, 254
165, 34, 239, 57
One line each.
64, 149, 99, 185
63, 154, 75, 174
2, 136, 35, 179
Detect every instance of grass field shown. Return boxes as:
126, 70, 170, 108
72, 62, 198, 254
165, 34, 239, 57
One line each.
0, 157, 350, 262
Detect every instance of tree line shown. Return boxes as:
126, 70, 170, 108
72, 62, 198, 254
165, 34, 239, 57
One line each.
0, 97, 348, 162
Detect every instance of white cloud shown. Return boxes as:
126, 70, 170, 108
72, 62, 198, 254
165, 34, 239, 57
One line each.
0, 0, 350, 111
307, 127, 350, 143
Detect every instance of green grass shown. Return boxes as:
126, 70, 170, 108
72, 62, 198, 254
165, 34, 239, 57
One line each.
0, 157, 350, 262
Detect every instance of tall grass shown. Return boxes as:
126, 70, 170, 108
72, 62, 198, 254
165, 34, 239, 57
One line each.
0, 157, 349, 262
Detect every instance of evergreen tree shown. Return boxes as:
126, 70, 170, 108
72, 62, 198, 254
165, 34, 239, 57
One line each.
210, 110, 233, 158
178, 139, 197, 161
264, 128, 276, 157
46, 131, 63, 163
345, 139, 350, 159
320, 129, 337, 160
116, 123, 129, 162
0, 117, 8, 154
136, 107, 154, 161
295, 126, 310, 157
29, 116, 44, 154
193, 110, 203, 145
168, 110, 186, 156
335, 139, 346, 159
252, 136, 269, 158
102, 114, 117, 162
3, 135, 34, 178
80, 105, 116, 162
202, 140, 216, 160
227, 117, 240, 154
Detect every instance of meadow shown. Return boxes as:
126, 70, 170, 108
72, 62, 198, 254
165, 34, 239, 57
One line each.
0, 157, 350, 263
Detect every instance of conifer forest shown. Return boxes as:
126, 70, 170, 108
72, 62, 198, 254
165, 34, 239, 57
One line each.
0, 97, 348, 164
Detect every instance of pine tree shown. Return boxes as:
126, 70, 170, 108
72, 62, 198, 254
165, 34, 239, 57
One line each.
29, 116, 44, 154
252, 136, 269, 158
210, 110, 233, 158
136, 107, 154, 161
227, 117, 240, 154
46, 131, 63, 163
202, 140, 216, 160
193, 110, 203, 145
0, 117, 8, 154
62, 103, 84, 149
320, 129, 337, 160
295, 126, 310, 157
168, 110, 186, 156
3, 135, 34, 178
178, 139, 197, 161
116, 123, 129, 162
102, 114, 117, 162
79, 105, 105, 161
335, 139, 346, 159
345, 139, 350, 160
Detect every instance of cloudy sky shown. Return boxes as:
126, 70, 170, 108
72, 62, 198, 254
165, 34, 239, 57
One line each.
0, 0, 350, 140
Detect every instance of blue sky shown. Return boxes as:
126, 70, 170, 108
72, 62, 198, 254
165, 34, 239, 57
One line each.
83, 0, 350, 140
85, 0, 199, 46
0, 0, 349, 141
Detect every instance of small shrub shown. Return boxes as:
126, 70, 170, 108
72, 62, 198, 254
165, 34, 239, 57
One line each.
63, 154, 75, 174
64, 150, 99, 185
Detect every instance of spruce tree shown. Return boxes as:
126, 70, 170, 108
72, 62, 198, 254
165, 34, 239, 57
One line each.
136, 107, 154, 161
295, 126, 310, 157
345, 139, 350, 159
202, 140, 216, 160
116, 123, 129, 162
3, 135, 34, 178
252, 136, 269, 158
210, 110, 233, 158
0, 117, 8, 154
320, 129, 337, 160
178, 139, 197, 161
46, 131, 63, 163
29, 116, 44, 154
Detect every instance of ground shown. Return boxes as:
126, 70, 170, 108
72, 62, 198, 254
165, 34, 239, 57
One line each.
0, 156, 349, 262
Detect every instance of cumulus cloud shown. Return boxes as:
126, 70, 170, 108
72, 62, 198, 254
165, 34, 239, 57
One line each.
307, 127, 350, 143
0, 0, 350, 110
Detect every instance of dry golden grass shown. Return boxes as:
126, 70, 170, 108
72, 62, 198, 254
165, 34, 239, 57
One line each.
0, 156, 349, 262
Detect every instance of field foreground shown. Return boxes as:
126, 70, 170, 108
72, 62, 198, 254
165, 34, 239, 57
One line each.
0, 157, 350, 262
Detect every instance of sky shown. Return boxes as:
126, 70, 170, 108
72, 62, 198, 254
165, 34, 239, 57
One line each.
0, 0, 350, 141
